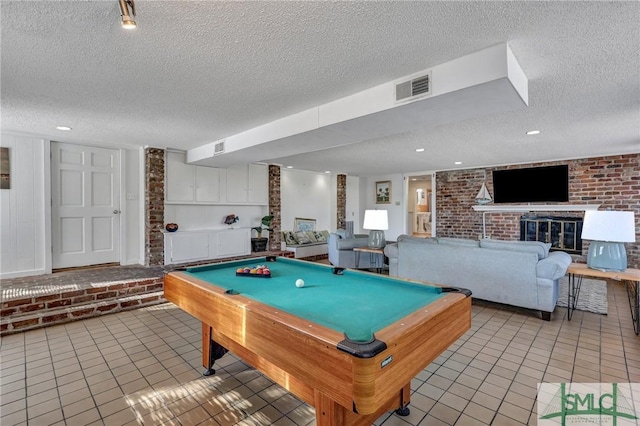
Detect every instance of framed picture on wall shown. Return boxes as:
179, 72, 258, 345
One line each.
294, 217, 316, 232
375, 180, 391, 204
0, 147, 9, 189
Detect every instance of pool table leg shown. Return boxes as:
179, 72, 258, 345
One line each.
202, 323, 228, 376
394, 383, 411, 416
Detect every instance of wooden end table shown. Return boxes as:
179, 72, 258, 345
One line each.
353, 247, 386, 273
566, 263, 640, 335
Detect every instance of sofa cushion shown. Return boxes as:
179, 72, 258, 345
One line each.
397, 235, 438, 245
282, 231, 298, 245
313, 231, 328, 242
295, 231, 312, 244
480, 239, 551, 260
437, 237, 479, 248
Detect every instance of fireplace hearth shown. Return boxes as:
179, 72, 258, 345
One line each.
520, 215, 583, 254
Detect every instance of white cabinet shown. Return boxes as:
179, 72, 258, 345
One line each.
225, 164, 268, 204
164, 231, 209, 264
166, 151, 220, 204
213, 228, 251, 258
164, 228, 251, 265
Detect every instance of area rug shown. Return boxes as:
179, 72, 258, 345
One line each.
556, 276, 608, 315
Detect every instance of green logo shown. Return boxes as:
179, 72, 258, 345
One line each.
539, 383, 639, 425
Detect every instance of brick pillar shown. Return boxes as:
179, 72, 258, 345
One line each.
145, 148, 165, 266
337, 174, 347, 229
268, 165, 282, 251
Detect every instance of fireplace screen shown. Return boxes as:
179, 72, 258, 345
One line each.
520, 216, 583, 254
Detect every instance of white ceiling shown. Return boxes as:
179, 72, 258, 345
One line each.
2, 1, 639, 176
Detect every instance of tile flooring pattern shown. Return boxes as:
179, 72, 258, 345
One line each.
1, 280, 639, 425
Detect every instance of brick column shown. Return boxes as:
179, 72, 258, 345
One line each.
337, 174, 347, 229
268, 165, 281, 251
145, 148, 165, 266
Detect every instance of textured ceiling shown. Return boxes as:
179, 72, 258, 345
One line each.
1, 1, 639, 176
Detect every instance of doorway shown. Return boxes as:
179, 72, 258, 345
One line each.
407, 175, 433, 237
51, 142, 121, 269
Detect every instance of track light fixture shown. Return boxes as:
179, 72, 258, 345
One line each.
118, 0, 136, 29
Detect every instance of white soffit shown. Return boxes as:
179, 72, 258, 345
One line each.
188, 43, 528, 167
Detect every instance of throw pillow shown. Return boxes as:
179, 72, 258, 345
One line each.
295, 231, 312, 244
335, 229, 348, 239
282, 231, 298, 245
314, 231, 327, 242
305, 231, 318, 242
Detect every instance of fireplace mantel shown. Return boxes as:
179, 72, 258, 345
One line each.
473, 204, 600, 212
474, 204, 600, 239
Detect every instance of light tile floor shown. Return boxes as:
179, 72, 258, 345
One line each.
1, 280, 639, 425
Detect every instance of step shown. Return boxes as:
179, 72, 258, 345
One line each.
1, 275, 165, 335
1, 291, 166, 335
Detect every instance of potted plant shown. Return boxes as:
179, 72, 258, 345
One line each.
251, 215, 273, 252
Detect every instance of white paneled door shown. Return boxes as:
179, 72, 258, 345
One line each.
52, 143, 121, 268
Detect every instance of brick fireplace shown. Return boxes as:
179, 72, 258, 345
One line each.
520, 215, 583, 254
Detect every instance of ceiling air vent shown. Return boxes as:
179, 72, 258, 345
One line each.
395, 71, 432, 103
213, 140, 225, 156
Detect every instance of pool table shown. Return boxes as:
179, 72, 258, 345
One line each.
164, 257, 471, 426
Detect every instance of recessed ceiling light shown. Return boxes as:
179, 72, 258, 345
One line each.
454, 161, 462, 165
324, 171, 331, 174
526, 130, 540, 135
286, 166, 293, 169
415, 148, 425, 152
56, 126, 72, 131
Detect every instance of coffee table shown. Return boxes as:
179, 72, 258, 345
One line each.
566, 263, 640, 335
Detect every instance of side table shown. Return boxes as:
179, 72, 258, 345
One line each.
566, 263, 640, 335
353, 247, 386, 273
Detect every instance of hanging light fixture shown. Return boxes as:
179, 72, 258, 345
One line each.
118, 0, 137, 29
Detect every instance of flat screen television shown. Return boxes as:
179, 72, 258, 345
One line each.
492, 165, 569, 203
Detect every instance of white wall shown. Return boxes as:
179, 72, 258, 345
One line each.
124, 147, 143, 265
0, 134, 50, 278
361, 174, 405, 241
281, 169, 333, 232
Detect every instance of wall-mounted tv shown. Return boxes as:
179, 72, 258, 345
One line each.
492, 165, 569, 204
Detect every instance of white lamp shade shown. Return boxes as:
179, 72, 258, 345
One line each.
581, 211, 636, 243
363, 210, 388, 231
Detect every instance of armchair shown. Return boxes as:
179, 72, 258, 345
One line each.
328, 230, 370, 269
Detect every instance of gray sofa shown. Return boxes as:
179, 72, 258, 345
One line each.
384, 235, 572, 320
328, 231, 371, 269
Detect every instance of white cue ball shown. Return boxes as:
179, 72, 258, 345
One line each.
295, 279, 305, 288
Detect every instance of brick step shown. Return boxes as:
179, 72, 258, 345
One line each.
1, 275, 166, 335
0, 291, 166, 335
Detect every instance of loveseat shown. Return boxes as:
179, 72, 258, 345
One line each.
281, 230, 330, 259
384, 235, 572, 320
328, 230, 372, 269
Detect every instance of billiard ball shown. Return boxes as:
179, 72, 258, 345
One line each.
295, 279, 304, 288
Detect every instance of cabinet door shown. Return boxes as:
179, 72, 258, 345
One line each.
247, 164, 268, 204
225, 165, 249, 203
167, 232, 209, 263
195, 166, 220, 203
166, 151, 195, 203
215, 228, 250, 258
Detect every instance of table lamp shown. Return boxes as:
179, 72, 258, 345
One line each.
363, 209, 388, 249
581, 210, 636, 272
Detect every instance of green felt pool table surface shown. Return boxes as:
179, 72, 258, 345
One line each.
185, 256, 453, 342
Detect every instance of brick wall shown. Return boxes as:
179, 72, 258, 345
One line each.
436, 154, 640, 267
268, 165, 281, 251
145, 148, 165, 266
337, 174, 347, 229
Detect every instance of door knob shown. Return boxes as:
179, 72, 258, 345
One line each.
113, 209, 121, 214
